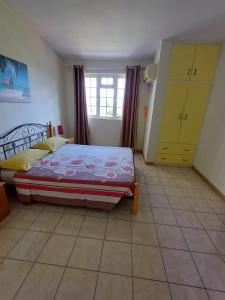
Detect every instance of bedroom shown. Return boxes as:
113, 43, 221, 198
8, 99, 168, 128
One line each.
0, 0, 225, 299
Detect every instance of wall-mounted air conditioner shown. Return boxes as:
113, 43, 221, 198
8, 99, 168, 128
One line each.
144, 64, 158, 84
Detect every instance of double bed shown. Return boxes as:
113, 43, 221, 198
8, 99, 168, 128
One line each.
0, 123, 139, 213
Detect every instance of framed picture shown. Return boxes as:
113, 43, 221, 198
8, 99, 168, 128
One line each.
0, 55, 31, 103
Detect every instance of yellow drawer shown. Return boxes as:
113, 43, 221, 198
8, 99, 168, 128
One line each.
158, 143, 195, 155
156, 153, 193, 165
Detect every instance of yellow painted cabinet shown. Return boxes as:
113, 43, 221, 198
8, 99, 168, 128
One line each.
191, 45, 220, 81
159, 83, 188, 143
168, 44, 196, 80
178, 83, 211, 144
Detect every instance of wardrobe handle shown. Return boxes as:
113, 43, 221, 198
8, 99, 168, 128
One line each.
193, 68, 197, 76
184, 113, 188, 120
187, 68, 191, 76
178, 113, 183, 120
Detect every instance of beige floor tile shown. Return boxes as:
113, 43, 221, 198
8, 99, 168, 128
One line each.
132, 244, 166, 281
207, 290, 225, 300
186, 198, 213, 213
30, 211, 62, 232
162, 248, 203, 287
200, 189, 222, 201
68, 237, 103, 271
145, 175, 161, 185
147, 184, 166, 196
55, 268, 97, 300
181, 188, 202, 198
65, 206, 87, 215
44, 204, 66, 213
168, 196, 191, 210
192, 252, 225, 291
131, 205, 154, 223
149, 195, 170, 208
207, 199, 225, 214
196, 212, 225, 231
15, 263, 64, 300
38, 234, 75, 266
23, 202, 46, 212
164, 186, 184, 197
54, 214, 84, 235
0, 228, 25, 257
153, 208, 177, 225
8, 231, 49, 261
100, 241, 132, 276
105, 219, 131, 242
139, 193, 151, 206
86, 208, 109, 218
207, 230, 225, 255
95, 272, 132, 300
157, 225, 187, 250
0, 259, 32, 300
132, 222, 158, 246
174, 210, 202, 228
160, 177, 177, 186
133, 278, 171, 300
170, 284, 209, 300
182, 228, 217, 254
7, 209, 40, 229
79, 216, 107, 239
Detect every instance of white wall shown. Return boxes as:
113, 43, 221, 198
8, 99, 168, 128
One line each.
194, 44, 225, 195
143, 40, 172, 161
64, 59, 151, 148
0, 0, 66, 135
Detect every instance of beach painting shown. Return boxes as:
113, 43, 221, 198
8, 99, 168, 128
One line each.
0, 55, 30, 103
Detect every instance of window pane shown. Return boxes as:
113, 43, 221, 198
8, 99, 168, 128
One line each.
117, 98, 123, 107
91, 88, 96, 97
89, 106, 96, 115
85, 78, 91, 87
101, 77, 113, 85
100, 106, 107, 117
117, 89, 124, 98
86, 88, 90, 97
107, 89, 114, 98
90, 78, 96, 87
100, 88, 107, 97
107, 107, 113, 117
118, 78, 125, 88
117, 107, 123, 117
100, 98, 106, 106
107, 98, 113, 106
90, 98, 96, 106
86, 98, 91, 106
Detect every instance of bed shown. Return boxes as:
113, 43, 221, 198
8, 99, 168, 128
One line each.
0, 123, 139, 213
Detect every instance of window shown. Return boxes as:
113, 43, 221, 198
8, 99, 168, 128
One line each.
85, 74, 125, 119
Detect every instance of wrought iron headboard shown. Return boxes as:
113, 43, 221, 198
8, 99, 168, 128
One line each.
0, 123, 50, 161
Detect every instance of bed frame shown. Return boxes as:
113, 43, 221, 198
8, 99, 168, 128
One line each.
0, 122, 53, 161
0, 122, 139, 214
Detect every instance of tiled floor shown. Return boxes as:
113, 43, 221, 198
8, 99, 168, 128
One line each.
1, 153, 225, 299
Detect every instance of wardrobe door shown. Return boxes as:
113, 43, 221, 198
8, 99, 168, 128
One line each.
191, 45, 220, 81
160, 83, 188, 143
168, 44, 196, 80
178, 82, 211, 144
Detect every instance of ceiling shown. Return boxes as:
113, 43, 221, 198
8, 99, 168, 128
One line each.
4, 0, 225, 60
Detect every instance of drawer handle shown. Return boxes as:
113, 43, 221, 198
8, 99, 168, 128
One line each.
160, 157, 167, 160
184, 149, 190, 152
162, 147, 168, 150
182, 159, 188, 162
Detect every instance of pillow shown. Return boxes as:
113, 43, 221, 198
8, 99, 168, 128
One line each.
33, 136, 68, 152
0, 149, 49, 171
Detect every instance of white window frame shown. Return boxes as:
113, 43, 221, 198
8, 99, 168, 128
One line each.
85, 73, 125, 120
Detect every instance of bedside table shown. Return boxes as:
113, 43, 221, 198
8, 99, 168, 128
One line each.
0, 182, 10, 222
66, 138, 74, 144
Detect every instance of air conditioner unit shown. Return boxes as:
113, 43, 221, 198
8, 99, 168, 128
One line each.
144, 64, 158, 84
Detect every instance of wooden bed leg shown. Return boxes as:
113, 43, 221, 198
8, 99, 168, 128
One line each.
133, 182, 139, 214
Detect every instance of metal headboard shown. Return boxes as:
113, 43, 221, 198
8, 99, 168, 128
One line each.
0, 123, 50, 161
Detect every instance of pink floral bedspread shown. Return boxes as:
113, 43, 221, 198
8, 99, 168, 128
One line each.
27, 144, 135, 183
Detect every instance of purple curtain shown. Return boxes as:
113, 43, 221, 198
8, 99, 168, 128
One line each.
120, 65, 140, 148
73, 65, 90, 145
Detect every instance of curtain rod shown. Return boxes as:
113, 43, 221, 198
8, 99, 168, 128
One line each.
65, 65, 146, 70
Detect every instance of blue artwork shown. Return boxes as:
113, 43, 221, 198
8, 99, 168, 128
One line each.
0, 55, 30, 103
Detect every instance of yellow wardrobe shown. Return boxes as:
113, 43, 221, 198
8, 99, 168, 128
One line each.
156, 44, 220, 165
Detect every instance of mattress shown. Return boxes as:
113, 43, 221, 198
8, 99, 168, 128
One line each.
15, 144, 135, 210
